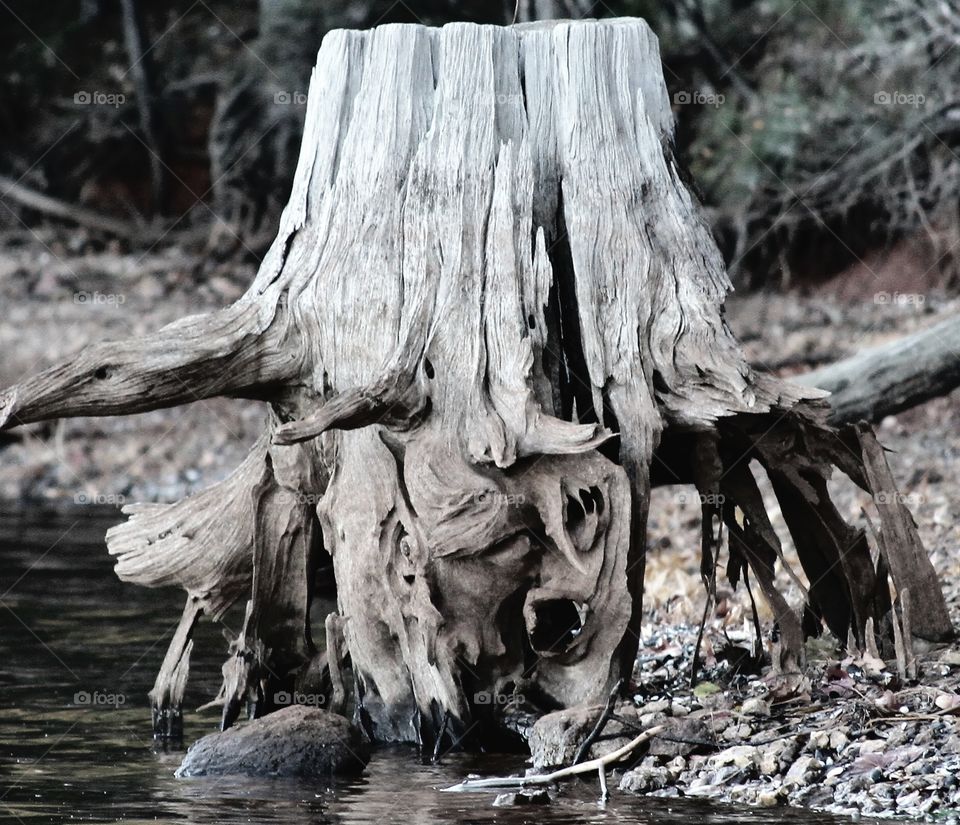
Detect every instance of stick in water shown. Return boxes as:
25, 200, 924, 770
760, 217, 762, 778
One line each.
441, 725, 666, 792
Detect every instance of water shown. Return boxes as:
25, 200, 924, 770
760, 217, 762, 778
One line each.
1, 509, 858, 824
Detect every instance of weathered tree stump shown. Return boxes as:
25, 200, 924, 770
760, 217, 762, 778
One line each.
0, 19, 951, 752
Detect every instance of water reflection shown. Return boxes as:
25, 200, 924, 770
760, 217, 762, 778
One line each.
1, 509, 866, 824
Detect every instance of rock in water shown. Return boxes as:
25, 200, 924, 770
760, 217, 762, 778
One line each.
175, 706, 370, 778
493, 790, 551, 806
528, 702, 650, 768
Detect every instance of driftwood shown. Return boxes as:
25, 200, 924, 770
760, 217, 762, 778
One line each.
442, 724, 666, 793
0, 19, 951, 751
856, 423, 953, 641
798, 314, 960, 424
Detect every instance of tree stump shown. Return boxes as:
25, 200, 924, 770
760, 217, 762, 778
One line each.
0, 18, 951, 751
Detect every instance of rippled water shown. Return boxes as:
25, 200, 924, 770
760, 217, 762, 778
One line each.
1, 509, 863, 824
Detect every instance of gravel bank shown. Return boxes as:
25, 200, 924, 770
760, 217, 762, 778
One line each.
3, 237, 959, 819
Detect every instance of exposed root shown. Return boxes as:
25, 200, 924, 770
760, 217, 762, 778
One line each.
0, 301, 300, 430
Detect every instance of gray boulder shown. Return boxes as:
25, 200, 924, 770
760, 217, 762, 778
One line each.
528, 702, 647, 768
176, 705, 370, 778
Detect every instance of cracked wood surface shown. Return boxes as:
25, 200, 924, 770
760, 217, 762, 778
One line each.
1, 18, 951, 750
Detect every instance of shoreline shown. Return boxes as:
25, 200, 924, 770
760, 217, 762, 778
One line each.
3, 241, 960, 822
521, 622, 960, 821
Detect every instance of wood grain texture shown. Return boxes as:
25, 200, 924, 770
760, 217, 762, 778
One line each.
797, 314, 960, 424
1, 18, 950, 749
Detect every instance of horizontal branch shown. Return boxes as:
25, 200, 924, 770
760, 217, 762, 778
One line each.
0, 301, 300, 430
795, 314, 960, 424
0, 174, 154, 241
273, 370, 424, 444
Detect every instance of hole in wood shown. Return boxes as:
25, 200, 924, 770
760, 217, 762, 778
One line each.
528, 598, 583, 654
564, 485, 603, 551
565, 494, 585, 534
579, 485, 602, 515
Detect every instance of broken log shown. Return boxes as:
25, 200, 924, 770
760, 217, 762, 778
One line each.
855, 423, 952, 642
797, 314, 960, 424
1, 18, 951, 753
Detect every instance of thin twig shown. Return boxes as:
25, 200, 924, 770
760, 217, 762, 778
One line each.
692, 505, 722, 685
901, 588, 917, 680
573, 678, 623, 765
432, 709, 450, 762
441, 725, 666, 792
743, 566, 764, 659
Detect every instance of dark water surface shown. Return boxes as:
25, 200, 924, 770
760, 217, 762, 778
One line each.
1, 509, 863, 824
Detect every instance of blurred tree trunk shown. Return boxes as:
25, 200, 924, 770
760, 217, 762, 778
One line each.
207, 0, 325, 258
515, 0, 593, 22
120, 0, 166, 212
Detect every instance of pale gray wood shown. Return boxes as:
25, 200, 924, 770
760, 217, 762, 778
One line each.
1, 18, 950, 750
149, 596, 200, 740
856, 424, 953, 642
797, 314, 960, 424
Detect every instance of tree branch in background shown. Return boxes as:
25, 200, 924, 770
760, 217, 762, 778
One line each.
0, 174, 151, 241
796, 314, 960, 424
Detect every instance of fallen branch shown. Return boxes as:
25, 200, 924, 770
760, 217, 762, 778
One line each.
796, 314, 960, 424
0, 174, 153, 242
441, 724, 665, 792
